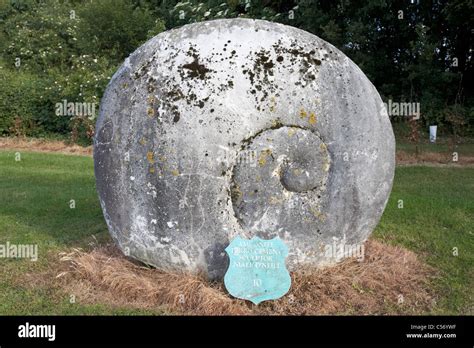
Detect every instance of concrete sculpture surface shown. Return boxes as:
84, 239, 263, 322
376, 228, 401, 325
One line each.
94, 19, 395, 280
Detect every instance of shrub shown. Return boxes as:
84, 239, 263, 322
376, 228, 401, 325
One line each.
0, 0, 165, 143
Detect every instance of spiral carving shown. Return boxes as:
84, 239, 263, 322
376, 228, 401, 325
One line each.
94, 19, 395, 280
231, 126, 330, 234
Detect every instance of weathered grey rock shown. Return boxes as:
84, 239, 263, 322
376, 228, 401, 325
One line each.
94, 19, 395, 280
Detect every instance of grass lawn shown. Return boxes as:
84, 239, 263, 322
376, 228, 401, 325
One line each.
0, 150, 472, 315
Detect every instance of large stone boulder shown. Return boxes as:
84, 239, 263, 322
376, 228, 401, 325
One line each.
94, 19, 395, 280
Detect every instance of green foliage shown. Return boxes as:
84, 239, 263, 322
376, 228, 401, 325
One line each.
0, 67, 40, 135
76, 0, 164, 62
0, 0, 165, 142
0, 0, 472, 142
161, 0, 473, 133
3, 0, 77, 72
166, 0, 297, 25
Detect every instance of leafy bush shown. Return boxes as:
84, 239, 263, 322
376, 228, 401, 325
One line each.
0, 0, 472, 142
0, 0, 165, 143
0, 66, 40, 136
76, 0, 164, 63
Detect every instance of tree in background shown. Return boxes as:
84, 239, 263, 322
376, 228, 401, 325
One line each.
0, 0, 472, 144
152, 0, 473, 136
0, 0, 164, 143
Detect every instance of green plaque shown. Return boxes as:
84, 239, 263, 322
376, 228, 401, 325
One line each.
224, 236, 291, 305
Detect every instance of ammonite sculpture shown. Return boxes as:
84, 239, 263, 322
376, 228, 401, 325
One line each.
94, 19, 395, 280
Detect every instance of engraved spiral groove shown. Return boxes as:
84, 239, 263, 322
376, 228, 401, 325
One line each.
94, 19, 395, 280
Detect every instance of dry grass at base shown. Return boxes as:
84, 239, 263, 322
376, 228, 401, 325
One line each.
50, 240, 437, 315
0, 137, 92, 156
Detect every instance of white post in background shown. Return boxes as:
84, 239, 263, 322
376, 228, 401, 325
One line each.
429, 125, 437, 143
